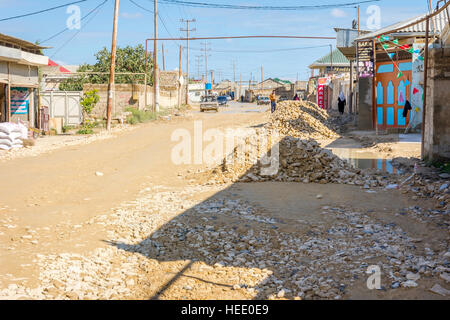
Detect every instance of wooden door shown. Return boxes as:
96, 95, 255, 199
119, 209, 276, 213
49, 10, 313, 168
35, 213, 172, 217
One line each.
375, 60, 412, 129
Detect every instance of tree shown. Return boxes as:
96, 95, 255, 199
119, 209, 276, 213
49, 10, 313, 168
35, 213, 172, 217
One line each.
59, 44, 153, 91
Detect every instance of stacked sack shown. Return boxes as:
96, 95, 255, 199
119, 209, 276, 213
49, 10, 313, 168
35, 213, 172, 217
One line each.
0, 122, 28, 150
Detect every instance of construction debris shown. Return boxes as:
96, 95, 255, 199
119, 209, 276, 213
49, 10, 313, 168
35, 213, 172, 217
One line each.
267, 101, 338, 139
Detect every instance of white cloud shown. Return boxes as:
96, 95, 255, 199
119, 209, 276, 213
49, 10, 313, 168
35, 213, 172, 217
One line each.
331, 8, 347, 18
121, 12, 143, 19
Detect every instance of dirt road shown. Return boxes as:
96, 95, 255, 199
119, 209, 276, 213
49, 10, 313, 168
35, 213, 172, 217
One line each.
0, 102, 448, 300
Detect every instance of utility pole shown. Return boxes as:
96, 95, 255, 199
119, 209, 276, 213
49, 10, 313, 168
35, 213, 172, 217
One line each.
233, 61, 236, 99
106, 0, 120, 131
196, 55, 202, 79
261, 65, 263, 89
180, 18, 196, 105
211, 70, 214, 89
249, 72, 252, 90
153, 0, 159, 112
162, 43, 165, 71
239, 73, 242, 100
201, 42, 210, 97
178, 45, 182, 108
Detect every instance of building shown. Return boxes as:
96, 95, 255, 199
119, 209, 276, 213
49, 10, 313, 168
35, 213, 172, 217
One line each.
335, 3, 449, 160
308, 49, 351, 109
253, 78, 293, 99
0, 33, 49, 126
41, 60, 79, 91
188, 81, 205, 103
352, 7, 448, 134
309, 49, 351, 77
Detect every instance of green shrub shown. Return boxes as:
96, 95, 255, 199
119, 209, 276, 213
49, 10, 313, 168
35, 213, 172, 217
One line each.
125, 107, 167, 124
62, 125, 74, 133
77, 119, 96, 135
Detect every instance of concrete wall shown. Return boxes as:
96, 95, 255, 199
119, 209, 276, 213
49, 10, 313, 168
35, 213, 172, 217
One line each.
83, 83, 182, 119
423, 47, 450, 161
357, 76, 373, 130
329, 78, 350, 112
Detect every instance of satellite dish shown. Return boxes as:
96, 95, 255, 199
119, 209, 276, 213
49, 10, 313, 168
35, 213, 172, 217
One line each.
179, 75, 184, 85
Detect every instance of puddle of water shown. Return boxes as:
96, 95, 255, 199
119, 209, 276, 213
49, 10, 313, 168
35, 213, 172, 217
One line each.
327, 148, 402, 174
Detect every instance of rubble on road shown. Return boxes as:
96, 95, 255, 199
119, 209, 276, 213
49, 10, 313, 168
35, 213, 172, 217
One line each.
195, 135, 394, 189
267, 101, 338, 139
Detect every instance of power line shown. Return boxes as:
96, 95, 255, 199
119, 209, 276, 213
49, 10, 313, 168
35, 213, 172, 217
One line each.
50, 0, 107, 58
159, 0, 380, 10
0, 0, 89, 22
189, 44, 332, 53
129, 0, 183, 48
40, 0, 109, 44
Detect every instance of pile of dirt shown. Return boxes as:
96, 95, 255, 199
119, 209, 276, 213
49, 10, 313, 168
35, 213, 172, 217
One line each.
267, 101, 338, 139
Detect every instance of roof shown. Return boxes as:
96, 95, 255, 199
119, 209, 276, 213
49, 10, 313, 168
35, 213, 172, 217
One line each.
309, 49, 350, 68
356, 9, 449, 41
47, 59, 71, 73
272, 78, 292, 85
0, 33, 50, 54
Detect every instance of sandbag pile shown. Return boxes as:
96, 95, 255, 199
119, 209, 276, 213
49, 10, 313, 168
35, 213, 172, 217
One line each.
267, 101, 338, 139
0, 122, 27, 150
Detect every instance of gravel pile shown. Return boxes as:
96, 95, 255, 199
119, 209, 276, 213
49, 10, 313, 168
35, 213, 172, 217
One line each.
0, 182, 448, 300
197, 135, 395, 188
267, 101, 338, 139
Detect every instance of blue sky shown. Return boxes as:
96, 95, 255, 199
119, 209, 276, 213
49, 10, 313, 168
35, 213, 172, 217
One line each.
0, 0, 431, 81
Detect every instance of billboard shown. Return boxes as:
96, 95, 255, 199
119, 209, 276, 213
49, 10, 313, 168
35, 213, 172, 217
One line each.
11, 87, 30, 115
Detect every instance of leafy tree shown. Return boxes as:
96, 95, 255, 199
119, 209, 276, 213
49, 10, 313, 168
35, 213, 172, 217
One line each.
59, 44, 153, 91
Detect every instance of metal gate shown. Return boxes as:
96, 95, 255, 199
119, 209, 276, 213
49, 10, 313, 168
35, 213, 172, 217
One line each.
41, 91, 82, 125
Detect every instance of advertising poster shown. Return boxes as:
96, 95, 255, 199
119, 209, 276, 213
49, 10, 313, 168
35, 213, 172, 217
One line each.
318, 77, 330, 109
11, 87, 30, 115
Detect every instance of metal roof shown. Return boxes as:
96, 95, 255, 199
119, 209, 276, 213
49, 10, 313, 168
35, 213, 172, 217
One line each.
356, 9, 450, 41
0, 33, 50, 54
309, 49, 350, 68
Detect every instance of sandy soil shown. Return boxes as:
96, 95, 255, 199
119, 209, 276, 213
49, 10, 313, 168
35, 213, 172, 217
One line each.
0, 102, 447, 300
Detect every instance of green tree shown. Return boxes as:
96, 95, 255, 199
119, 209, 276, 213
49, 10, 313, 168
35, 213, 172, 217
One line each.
59, 44, 153, 91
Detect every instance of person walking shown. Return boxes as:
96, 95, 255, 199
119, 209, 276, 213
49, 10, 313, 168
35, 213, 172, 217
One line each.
338, 91, 346, 115
269, 90, 277, 113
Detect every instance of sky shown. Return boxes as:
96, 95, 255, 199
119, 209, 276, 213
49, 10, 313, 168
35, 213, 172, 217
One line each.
0, 0, 432, 81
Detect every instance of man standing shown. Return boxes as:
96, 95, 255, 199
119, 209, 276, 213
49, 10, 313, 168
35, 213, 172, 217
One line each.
269, 90, 277, 113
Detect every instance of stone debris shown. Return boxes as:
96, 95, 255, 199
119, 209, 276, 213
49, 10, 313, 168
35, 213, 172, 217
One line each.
429, 284, 450, 296
0, 181, 448, 300
267, 101, 338, 139
200, 135, 395, 189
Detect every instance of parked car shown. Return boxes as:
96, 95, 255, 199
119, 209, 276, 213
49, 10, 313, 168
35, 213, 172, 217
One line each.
257, 96, 270, 105
217, 96, 228, 106
278, 96, 289, 102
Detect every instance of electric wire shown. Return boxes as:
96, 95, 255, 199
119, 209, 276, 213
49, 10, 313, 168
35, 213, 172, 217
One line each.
40, 0, 109, 44
0, 0, 89, 22
159, 0, 380, 11
49, 0, 107, 58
